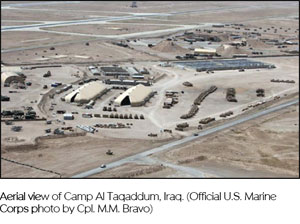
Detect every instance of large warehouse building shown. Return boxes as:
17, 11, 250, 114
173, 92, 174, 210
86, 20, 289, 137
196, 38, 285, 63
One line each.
194, 48, 217, 55
64, 81, 108, 103
100, 66, 129, 77
1, 72, 25, 85
114, 84, 154, 107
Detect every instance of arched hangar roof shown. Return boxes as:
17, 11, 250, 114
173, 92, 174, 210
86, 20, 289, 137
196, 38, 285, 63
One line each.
65, 81, 107, 103
1, 72, 24, 84
114, 84, 152, 106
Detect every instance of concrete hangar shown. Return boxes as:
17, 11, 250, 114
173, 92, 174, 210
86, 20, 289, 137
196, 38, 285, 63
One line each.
114, 84, 154, 107
64, 81, 108, 103
1, 72, 25, 85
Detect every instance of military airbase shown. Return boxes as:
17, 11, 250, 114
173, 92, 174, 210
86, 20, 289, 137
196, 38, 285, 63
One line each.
1, 1, 299, 178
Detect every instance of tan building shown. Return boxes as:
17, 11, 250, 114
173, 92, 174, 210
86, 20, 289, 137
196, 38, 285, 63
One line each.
114, 84, 153, 107
64, 81, 107, 103
1, 72, 24, 85
194, 48, 217, 55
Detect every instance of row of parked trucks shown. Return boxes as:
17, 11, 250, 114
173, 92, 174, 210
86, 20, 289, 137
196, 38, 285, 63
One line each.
1, 108, 37, 120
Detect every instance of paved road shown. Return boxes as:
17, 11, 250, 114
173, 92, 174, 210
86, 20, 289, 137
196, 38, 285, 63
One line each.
72, 98, 299, 178
1, 4, 297, 53
1, 15, 150, 31
2, 4, 295, 32
1, 5, 251, 32
1, 1, 80, 8
1, 6, 234, 32
0, 23, 210, 53
37, 24, 202, 39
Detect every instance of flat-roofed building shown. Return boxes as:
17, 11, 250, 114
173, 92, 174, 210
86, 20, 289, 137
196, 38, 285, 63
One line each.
164, 98, 173, 106
104, 79, 151, 86
63, 113, 74, 120
100, 66, 129, 77
132, 75, 145, 79
127, 66, 140, 76
194, 48, 217, 55
88, 66, 101, 76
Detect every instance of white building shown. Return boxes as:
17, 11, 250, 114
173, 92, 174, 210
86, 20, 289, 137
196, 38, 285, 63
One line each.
64, 81, 107, 103
63, 113, 74, 120
114, 84, 153, 107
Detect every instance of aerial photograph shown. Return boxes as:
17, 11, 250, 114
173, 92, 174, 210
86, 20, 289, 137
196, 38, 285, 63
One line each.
1, 1, 299, 178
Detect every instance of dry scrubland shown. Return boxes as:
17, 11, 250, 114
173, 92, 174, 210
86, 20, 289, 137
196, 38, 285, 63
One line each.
93, 103, 298, 178
1, 136, 171, 178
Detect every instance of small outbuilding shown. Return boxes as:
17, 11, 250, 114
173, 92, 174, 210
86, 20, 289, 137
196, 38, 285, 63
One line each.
88, 66, 101, 76
63, 113, 74, 120
164, 98, 173, 106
